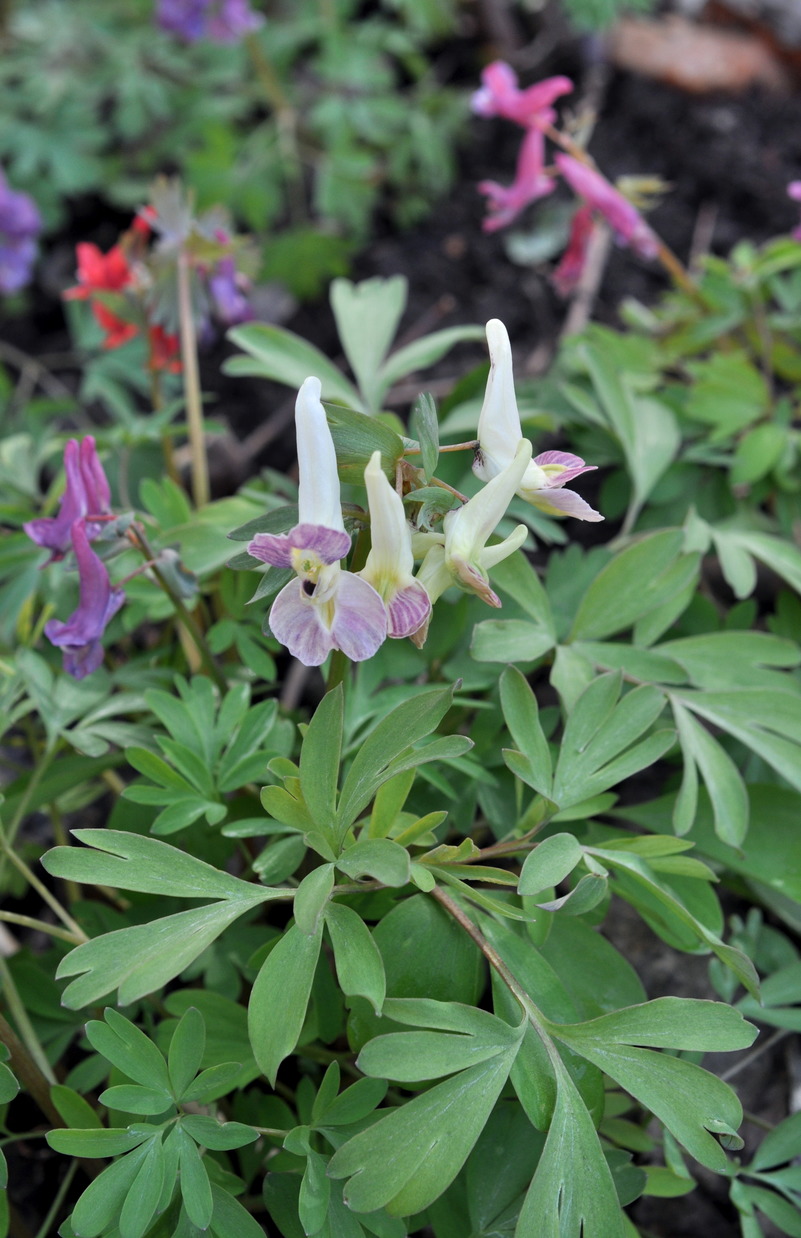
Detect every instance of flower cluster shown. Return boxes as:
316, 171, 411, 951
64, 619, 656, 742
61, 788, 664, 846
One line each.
0, 169, 41, 295
64, 217, 182, 372
25, 439, 124, 679
157, 0, 263, 43
248, 320, 600, 666
472, 61, 660, 291
64, 187, 254, 368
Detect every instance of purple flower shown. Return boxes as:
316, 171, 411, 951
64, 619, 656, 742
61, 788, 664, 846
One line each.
44, 520, 125, 680
156, 0, 263, 43
247, 378, 387, 666
25, 437, 112, 561
555, 154, 659, 261
208, 255, 253, 325
0, 170, 40, 294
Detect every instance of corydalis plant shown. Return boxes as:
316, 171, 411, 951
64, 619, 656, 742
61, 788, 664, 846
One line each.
243, 319, 601, 666
472, 60, 667, 293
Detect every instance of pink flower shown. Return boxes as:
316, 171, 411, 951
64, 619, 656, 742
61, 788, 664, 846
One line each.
478, 129, 555, 232
472, 62, 573, 130
25, 437, 112, 561
788, 182, 801, 241
551, 205, 595, 297
44, 520, 125, 679
247, 378, 387, 666
555, 154, 659, 260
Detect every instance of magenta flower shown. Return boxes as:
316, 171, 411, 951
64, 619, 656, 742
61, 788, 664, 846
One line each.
44, 520, 125, 680
0, 170, 40, 295
472, 62, 573, 130
788, 182, 801, 241
156, 0, 263, 43
551, 205, 595, 297
555, 154, 659, 260
478, 128, 555, 232
24, 437, 112, 561
247, 378, 387, 666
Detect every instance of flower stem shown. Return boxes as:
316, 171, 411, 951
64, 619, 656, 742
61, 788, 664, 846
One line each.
0, 820, 87, 942
0, 911, 83, 946
0, 961, 57, 1091
129, 526, 228, 692
177, 250, 209, 508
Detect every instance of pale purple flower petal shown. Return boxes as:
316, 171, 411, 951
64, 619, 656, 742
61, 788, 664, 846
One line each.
248, 523, 351, 568
330, 572, 388, 661
555, 154, 659, 261
80, 436, 112, 515
44, 521, 125, 679
533, 450, 597, 486
268, 570, 386, 665
209, 256, 253, 325
528, 486, 603, 522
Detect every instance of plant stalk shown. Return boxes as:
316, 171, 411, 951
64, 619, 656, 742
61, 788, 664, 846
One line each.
177, 250, 209, 508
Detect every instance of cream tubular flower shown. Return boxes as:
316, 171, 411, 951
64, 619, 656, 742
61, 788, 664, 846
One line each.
247, 378, 387, 665
419, 438, 532, 609
359, 452, 432, 639
474, 319, 602, 522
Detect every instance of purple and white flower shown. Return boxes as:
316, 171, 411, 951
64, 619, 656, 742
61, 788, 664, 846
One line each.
417, 439, 533, 609
359, 451, 431, 640
247, 378, 387, 666
25, 436, 113, 561
474, 320, 602, 522
44, 520, 125, 680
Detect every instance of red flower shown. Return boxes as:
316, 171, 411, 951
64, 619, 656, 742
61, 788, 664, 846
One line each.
148, 325, 182, 373
64, 242, 138, 349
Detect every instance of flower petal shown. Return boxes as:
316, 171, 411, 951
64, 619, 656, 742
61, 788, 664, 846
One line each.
474, 320, 523, 482
268, 579, 336, 666
331, 572, 388, 661
533, 450, 597, 487
296, 377, 345, 533
386, 580, 431, 639
527, 486, 603, 522
24, 439, 89, 558
248, 523, 351, 568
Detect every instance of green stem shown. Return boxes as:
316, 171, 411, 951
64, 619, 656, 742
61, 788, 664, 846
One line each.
129, 526, 228, 692
0, 964, 56, 1092
0, 911, 83, 946
326, 649, 349, 693
3, 743, 56, 851
34, 1160, 78, 1238
177, 250, 209, 508
0, 821, 87, 942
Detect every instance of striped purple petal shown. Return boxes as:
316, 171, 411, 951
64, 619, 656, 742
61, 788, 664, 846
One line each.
534, 450, 597, 487
386, 580, 432, 639
248, 523, 351, 568
269, 579, 336, 666
268, 570, 387, 666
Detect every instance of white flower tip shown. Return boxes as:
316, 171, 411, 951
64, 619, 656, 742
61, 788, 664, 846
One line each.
513, 437, 533, 470
365, 449, 383, 479
298, 376, 322, 402
485, 319, 512, 362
